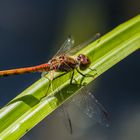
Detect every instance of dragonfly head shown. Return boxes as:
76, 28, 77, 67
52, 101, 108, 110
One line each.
76, 54, 90, 70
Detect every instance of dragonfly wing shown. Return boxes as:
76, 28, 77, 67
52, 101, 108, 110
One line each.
68, 33, 101, 55
59, 105, 73, 134
53, 35, 75, 57
72, 90, 109, 127
51, 33, 100, 58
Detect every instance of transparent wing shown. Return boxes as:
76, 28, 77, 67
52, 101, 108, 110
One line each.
68, 33, 101, 55
57, 89, 73, 134
59, 105, 73, 134
41, 36, 74, 77
72, 89, 109, 127
53, 33, 100, 58
53, 35, 75, 57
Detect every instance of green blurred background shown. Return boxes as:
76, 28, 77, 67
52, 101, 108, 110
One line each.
0, 0, 139, 140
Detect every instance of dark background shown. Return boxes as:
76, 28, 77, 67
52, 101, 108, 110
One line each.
0, 0, 139, 140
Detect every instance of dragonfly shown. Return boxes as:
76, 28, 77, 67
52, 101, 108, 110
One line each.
0, 35, 95, 78
0, 34, 109, 133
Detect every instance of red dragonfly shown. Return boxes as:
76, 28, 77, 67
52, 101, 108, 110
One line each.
0, 34, 109, 133
0, 35, 92, 77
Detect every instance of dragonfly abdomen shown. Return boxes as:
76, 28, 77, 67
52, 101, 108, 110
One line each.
0, 63, 50, 77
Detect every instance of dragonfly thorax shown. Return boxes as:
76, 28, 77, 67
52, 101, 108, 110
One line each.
49, 55, 78, 72
49, 54, 90, 72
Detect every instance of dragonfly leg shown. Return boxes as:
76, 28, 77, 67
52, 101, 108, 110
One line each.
70, 70, 74, 84
53, 72, 67, 80
76, 68, 97, 78
88, 68, 97, 73
73, 68, 98, 86
41, 72, 68, 99
39, 79, 53, 100
70, 68, 95, 85
70, 70, 85, 87
70, 70, 78, 85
